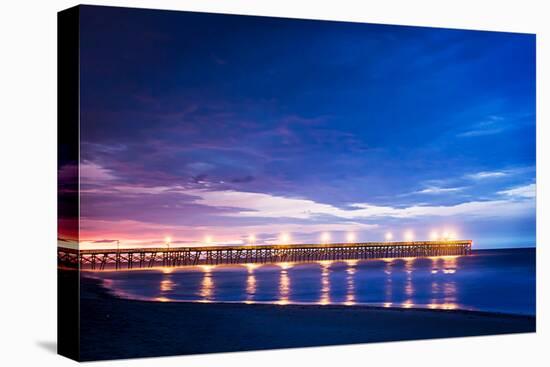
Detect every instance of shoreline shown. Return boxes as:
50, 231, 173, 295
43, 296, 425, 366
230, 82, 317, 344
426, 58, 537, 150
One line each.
71, 272, 536, 361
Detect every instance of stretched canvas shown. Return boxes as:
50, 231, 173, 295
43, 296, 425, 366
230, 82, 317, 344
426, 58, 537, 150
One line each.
58, 5, 536, 361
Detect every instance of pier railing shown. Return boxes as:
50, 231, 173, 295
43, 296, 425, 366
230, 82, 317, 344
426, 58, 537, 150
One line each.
58, 240, 472, 270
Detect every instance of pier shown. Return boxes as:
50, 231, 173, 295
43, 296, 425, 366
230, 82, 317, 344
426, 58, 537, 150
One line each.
58, 240, 472, 270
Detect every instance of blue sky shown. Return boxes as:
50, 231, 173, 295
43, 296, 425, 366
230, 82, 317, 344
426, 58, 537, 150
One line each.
75, 6, 536, 249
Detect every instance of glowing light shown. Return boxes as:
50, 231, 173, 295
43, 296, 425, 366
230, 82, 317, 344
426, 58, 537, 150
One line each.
247, 234, 256, 244
160, 279, 174, 292
279, 262, 293, 270
443, 256, 457, 274
438, 230, 456, 240
346, 232, 356, 243
204, 235, 213, 244
245, 263, 260, 272
402, 300, 414, 308
404, 230, 414, 241
199, 265, 214, 273
279, 233, 291, 244
430, 231, 439, 241
165, 236, 172, 249
345, 259, 358, 267
385, 232, 393, 241
320, 232, 330, 243
440, 303, 458, 310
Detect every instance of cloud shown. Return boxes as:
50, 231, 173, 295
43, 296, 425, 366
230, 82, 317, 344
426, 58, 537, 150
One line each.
186, 189, 340, 220
79, 218, 378, 248
76, 160, 536, 247
81, 173, 535, 224
466, 171, 508, 180
80, 161, 117, 182
415, 186, 464, 194
349, 200, 534, 219
457, 113, 534, 138
457, 115, 506, 137
186, 188, 534, 220
457, 128, 505, 137
465, 166, 535, 181
75, 166, 536, 248
498, 183, 536, 198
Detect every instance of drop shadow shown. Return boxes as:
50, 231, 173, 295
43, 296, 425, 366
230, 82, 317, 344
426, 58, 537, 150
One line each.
36, 340, 57, 354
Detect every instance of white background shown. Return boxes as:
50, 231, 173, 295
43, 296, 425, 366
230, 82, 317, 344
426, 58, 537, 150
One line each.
0, 0, 547, 366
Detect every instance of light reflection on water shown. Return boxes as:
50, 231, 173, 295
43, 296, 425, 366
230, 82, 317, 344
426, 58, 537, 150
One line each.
92, 249, 536, 315
199, 266, 214, 302
345, 260, 357, 305
404, 258, 414, 306
245, 264, 257, 302
319, 262, 331, 305
160, 279, 174, 292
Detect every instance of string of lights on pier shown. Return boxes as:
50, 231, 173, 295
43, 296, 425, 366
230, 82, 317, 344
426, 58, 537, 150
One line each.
162, 229, 459, 247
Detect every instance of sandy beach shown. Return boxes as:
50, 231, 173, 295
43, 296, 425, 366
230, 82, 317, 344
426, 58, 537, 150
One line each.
68, 272, 535, 361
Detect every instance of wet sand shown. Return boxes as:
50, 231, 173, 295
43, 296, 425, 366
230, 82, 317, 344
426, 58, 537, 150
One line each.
72, 272, 535, 361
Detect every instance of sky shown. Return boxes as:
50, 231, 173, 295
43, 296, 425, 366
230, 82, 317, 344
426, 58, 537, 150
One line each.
65, 6, 536, 249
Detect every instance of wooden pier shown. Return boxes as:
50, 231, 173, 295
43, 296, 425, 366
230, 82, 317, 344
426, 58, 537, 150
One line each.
58, 240, 472, 270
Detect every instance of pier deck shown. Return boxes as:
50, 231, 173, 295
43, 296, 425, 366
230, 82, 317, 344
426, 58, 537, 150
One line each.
58, 240, 472, 270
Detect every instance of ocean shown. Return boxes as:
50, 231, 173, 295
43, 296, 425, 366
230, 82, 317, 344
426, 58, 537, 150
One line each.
88, 248, 535, 315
